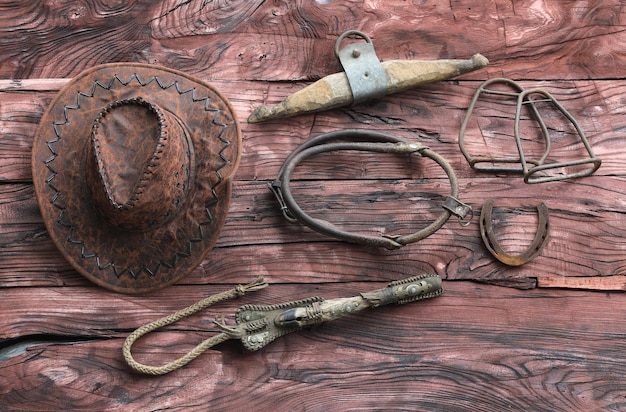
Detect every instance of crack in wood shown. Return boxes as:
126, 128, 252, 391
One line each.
156, 0, 194, 21
0, 334, 110, 363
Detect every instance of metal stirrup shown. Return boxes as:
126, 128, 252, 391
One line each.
458, 78, 601, 183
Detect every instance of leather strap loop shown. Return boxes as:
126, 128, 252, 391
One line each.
271, 129, 470, 250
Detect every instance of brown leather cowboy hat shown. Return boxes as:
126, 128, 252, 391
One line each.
32, 63, 241, 294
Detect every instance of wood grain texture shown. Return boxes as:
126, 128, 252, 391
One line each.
0, 79, 621, 183
1, 1, 626, 410
1, 1, 625, 81
1, 283, 625, 411
538, 274, 626, 290
2, 175, 626, 290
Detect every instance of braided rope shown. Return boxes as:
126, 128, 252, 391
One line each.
122, 276, 268, 375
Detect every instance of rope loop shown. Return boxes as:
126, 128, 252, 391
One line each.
122, 276, 268, 375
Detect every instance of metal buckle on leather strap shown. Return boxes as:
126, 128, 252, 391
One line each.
270, 129, 472, 250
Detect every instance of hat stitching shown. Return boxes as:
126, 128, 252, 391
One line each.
90, 97, 170, 211
44, 72, 231, 280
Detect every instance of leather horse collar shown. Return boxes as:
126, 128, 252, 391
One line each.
270, 129, 471, 250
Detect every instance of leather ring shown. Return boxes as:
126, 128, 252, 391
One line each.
270, 129, 471, 250
479, 198, 550, 266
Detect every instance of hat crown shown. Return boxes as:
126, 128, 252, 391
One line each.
88, 97, 191, 231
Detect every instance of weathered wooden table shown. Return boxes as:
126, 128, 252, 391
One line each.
1, 1, 626, 410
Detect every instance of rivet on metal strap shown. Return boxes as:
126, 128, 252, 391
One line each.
479, 198, 550, 266
335, 30, 389, 105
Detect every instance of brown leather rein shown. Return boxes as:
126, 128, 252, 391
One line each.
270, 130, 472, 249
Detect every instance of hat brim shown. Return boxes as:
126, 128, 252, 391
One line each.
32, 63, 241, 294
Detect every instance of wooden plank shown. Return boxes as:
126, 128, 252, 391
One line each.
1, 1, 625, 81
1, 2, 625, 409
0, 78, 69, 91
2, 177, 625, 290
0, 79, 620, 183
1, 282, 625, 410
537, 274, 626, 290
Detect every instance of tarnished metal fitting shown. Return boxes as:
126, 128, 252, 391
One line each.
220, 273, 443, 351
334, 30, 388, 104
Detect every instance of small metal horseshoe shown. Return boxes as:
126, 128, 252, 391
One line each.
479, 198, 550, 266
